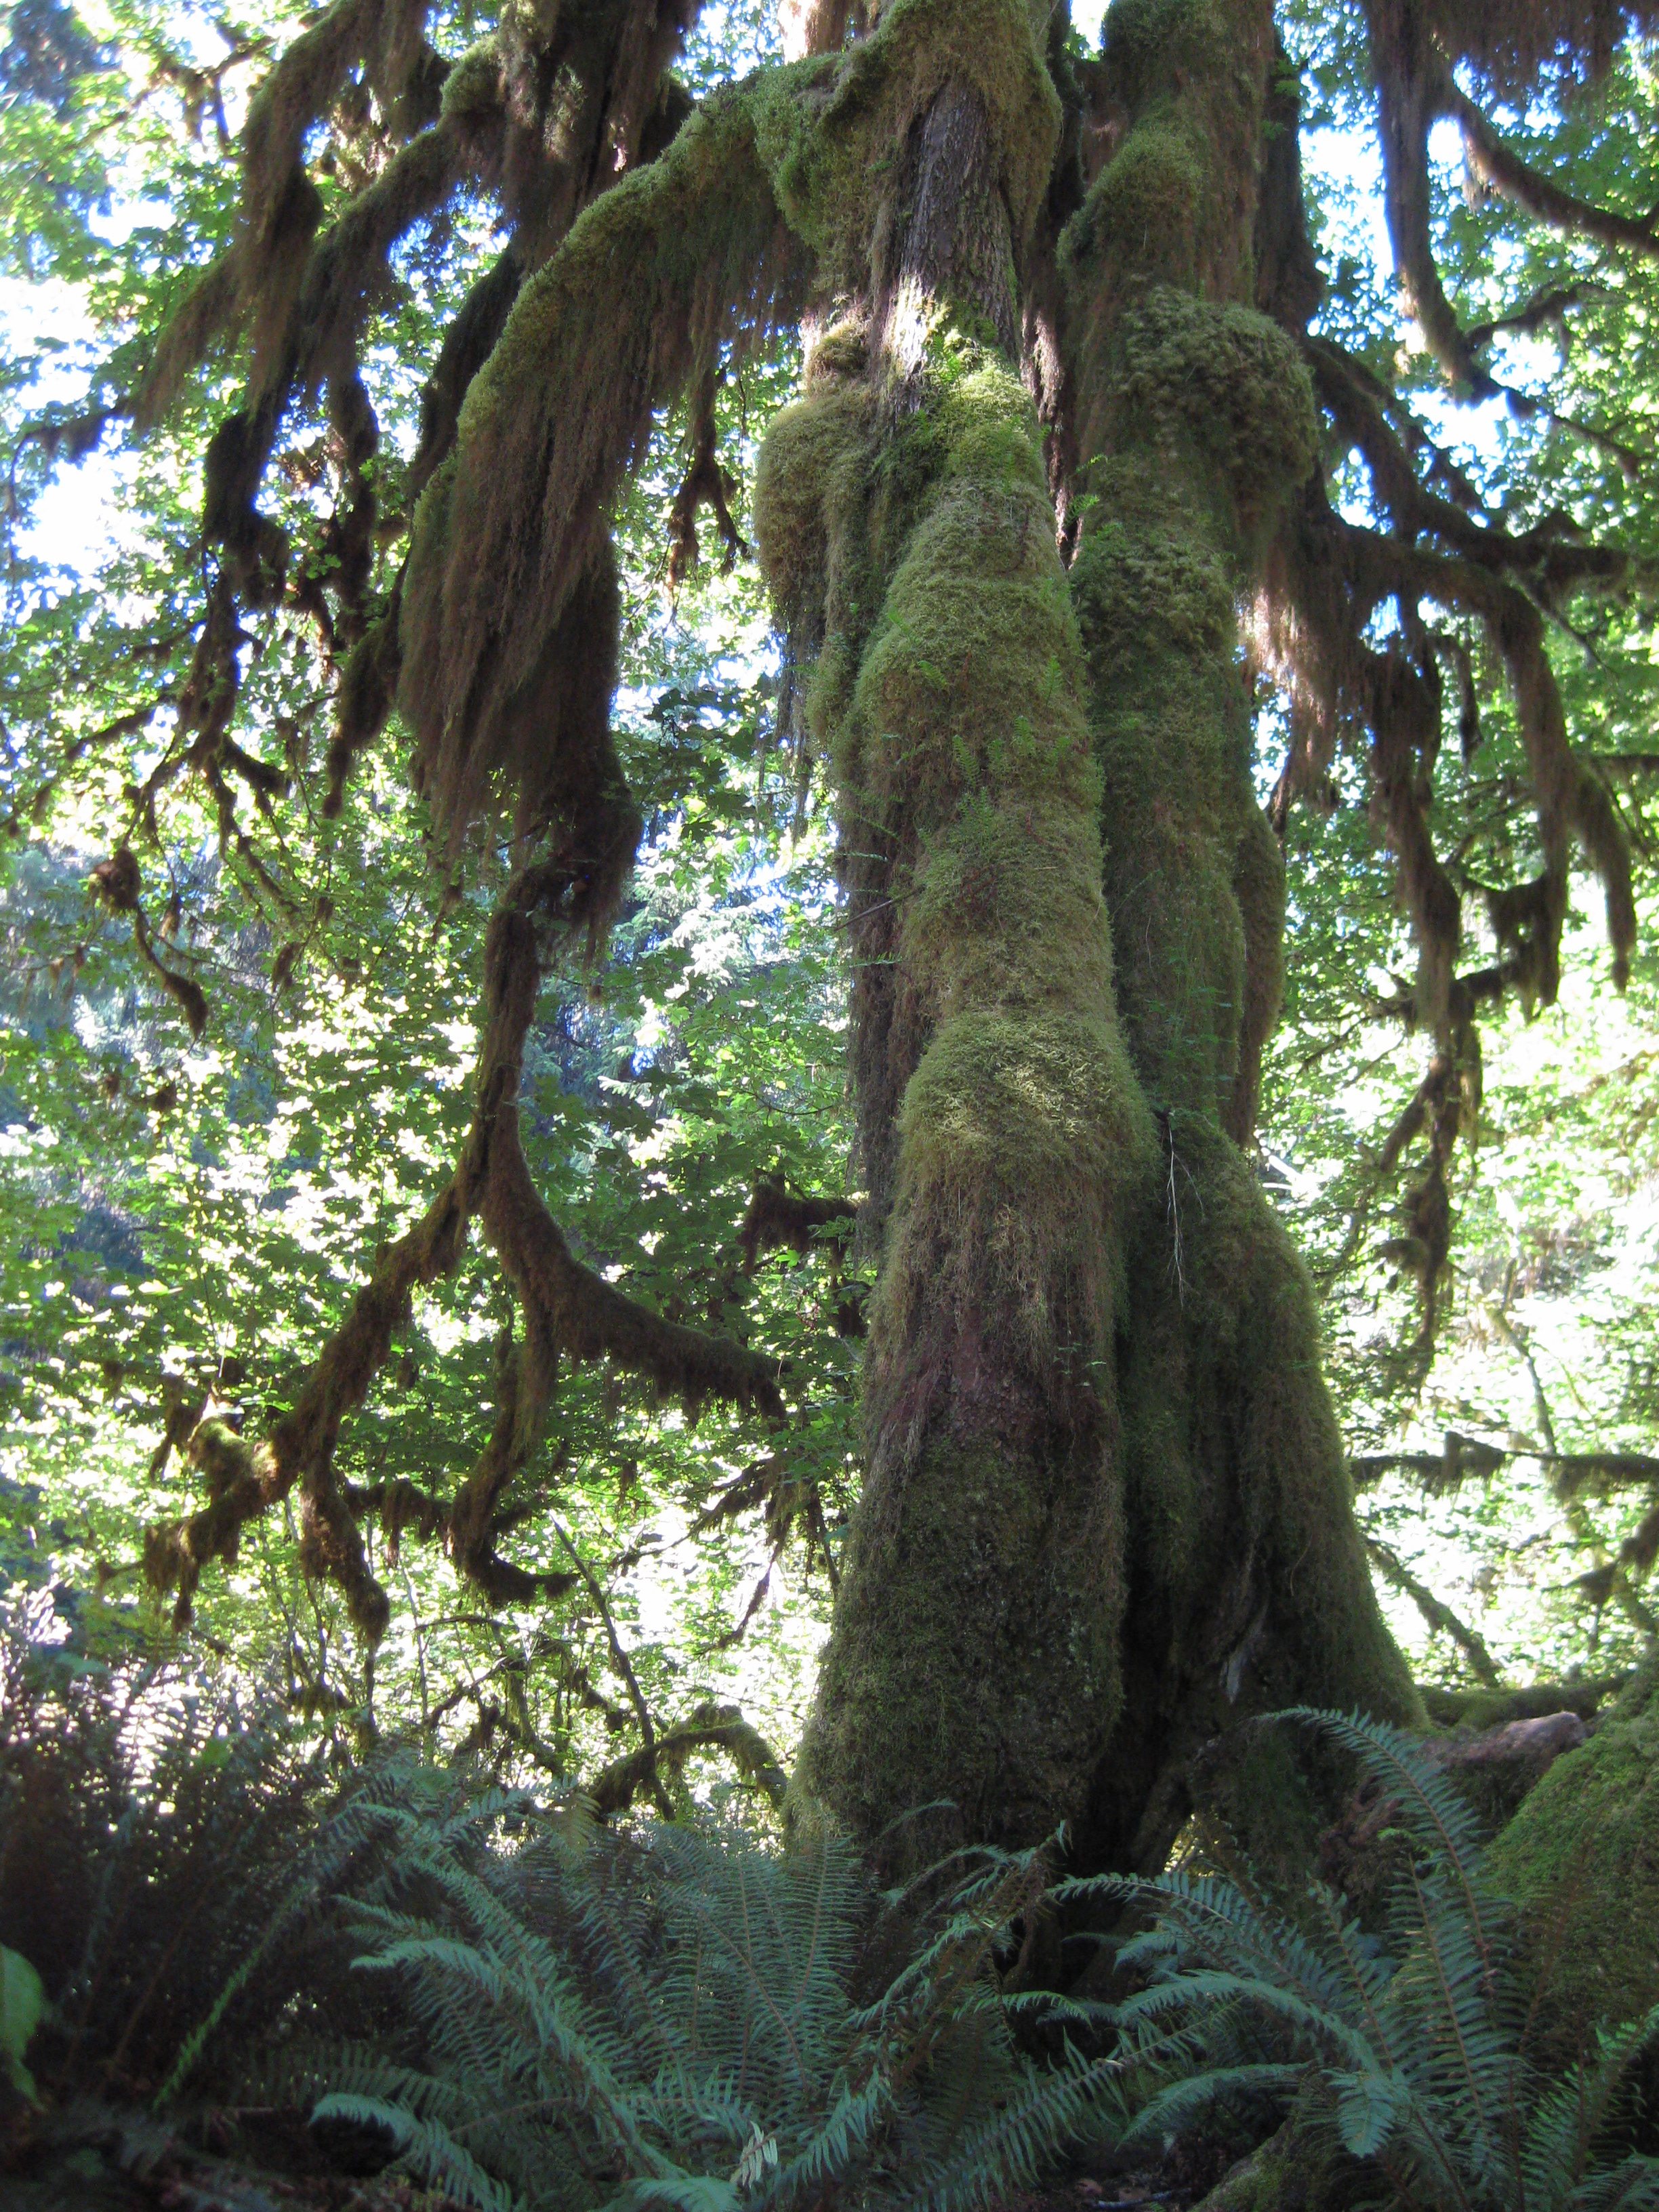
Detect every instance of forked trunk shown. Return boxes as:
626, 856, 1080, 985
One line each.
762, 0, 1416, 1877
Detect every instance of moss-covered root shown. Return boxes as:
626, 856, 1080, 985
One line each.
1487, 1653, 1659, 2060
784, 345, 1156, 1860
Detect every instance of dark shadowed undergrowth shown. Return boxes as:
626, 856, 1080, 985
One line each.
7, 1600, 1659, 2212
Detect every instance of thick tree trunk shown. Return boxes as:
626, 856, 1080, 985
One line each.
763, 22, 1153, 1859
759, 0, 1415, 1878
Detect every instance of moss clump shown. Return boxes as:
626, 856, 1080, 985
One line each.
1073, 121, 1210, 293
1115, 289, 1318, 538
751, 376, 876, 638
905, 798, 1116, 1017
865, 1008, 1146, 1435
1069, 497, 1235, 674
1486, 1656, 1659, 2057
438, 35, 504, 125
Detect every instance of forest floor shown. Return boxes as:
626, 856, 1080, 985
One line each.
1005, 2144, 1243, 2212
5, 2111, 1241, 2212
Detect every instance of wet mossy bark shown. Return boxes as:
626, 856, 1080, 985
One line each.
750, 0, 1416, 1875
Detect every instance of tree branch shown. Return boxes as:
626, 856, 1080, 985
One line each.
1453, 87, 1659, 262
585, 1702, 789, 1816
1364, 1533, 1501, 1685
144, 845, 782, 1639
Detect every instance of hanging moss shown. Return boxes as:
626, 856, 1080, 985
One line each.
398, 81, 802, 828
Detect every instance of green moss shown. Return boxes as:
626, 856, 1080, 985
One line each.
751, 381, 875, 630
1116, 289, 1317, 536
397, 451, 455, 733
1189, 2124, 1345, 2211
438, 37, 502, 124
1487, 1656, 1659, 2055
1069, 504, 1235, 676
1059, 0, 1277, 344
755, 0, 1061, 281
897, 1009, 1143, 1194
793, 1433, 1126, 1856
766, 316, 1159, 1860
905, 798, 1115, 1017
1076, 121, 1208, 291
1197, 1723, 1326, 1890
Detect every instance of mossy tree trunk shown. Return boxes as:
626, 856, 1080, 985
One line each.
1485, 1654, 1659, 2060
760, 0, 1416, 1875
767, 17, 1154, 1858
1059, 0, 1420, 1875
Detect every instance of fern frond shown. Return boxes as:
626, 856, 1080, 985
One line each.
1523, 2006, 1659, 2203
1117, 2061, 1301, 2150
1565, 2158, 1659, 2211
1280, 1710, 1496, 1951
313, 2091, 516, 2211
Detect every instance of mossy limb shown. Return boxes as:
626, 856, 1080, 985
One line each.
775, 331, 1154, 1859
1487, 1654, 1659, 2058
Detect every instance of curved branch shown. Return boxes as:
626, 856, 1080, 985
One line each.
1374, 49, 1479, 388
1452, 87, 1659, 262
144, 843, 781, 1637
586, 1702, 790, 1815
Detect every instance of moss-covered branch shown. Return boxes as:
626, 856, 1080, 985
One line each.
144, 841, 782, 1641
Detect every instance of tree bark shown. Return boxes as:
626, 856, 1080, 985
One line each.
756, 0, 1416, 1878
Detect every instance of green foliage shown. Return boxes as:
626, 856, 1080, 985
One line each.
0, 1947, 45, 2106
313, 1807, 1127, 2212
1068, 1708, 1659, 2209
0, 1586, 378, 2107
